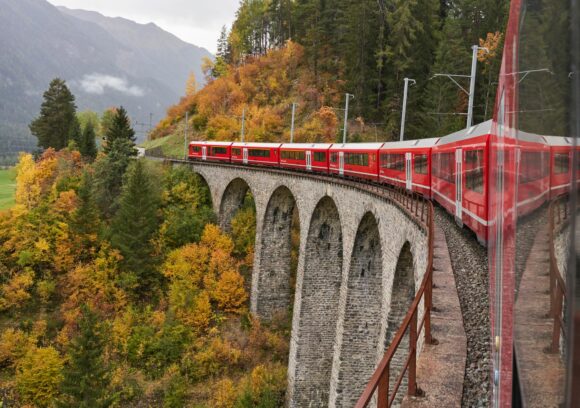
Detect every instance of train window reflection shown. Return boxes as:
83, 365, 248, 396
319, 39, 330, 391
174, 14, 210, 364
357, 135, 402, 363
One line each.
554, 153, 570, 174
414, 154, 428, 175
465, 150, 484, 193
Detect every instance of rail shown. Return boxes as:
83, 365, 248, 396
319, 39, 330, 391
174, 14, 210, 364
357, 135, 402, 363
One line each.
548, 194, 572, 353
164, 157, 435, 406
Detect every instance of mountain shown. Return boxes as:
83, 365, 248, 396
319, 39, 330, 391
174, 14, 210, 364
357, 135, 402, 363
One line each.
0, 0, 212, 159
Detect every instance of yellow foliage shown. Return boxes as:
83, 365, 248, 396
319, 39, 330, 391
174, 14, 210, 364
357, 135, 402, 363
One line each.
212, 270, 247, 313
189, 291, 212, 331
211, 378, 237, 408
0, 328, 36, 368
479, 32, 503, 64
14, 150, 59, 215
15, 346, 64, 407
0, 268, 35, 311
190, 337, 241, 380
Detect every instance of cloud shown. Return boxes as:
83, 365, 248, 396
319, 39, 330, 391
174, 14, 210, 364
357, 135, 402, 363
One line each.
78, 73, 146, 97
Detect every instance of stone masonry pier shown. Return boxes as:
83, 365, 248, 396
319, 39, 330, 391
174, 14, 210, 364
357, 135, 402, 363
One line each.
174, 161, 430, 407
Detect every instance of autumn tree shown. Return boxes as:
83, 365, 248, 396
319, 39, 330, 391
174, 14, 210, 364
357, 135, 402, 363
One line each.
16, 346, 64, 407
109, 160, 161, 294
186, 72, 198, 96
60, 305, 112, 408
29, 78, 77, 150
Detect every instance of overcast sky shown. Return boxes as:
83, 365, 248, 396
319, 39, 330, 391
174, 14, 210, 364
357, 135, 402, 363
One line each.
47, 0, 239, 53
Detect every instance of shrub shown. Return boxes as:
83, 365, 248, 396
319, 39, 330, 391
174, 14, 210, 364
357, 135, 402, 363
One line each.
15, 346, 63, 407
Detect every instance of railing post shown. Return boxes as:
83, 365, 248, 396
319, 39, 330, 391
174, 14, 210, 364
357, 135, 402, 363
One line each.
378, 362, 390, 408
408, 308, 418, 396
425, 265, 432, 345
551, 285, 563, 353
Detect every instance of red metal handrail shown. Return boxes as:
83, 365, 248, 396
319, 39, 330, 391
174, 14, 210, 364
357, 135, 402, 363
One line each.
355, 195, 434, 408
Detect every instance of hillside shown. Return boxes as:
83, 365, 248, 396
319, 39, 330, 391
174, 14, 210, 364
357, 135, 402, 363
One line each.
0, 0, 212, 160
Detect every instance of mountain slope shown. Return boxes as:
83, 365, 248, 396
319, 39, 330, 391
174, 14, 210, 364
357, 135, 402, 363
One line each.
0, 0, 212, 157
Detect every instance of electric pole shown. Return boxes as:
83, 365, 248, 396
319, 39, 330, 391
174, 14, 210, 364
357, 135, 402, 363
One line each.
290, 102, 297, 143
343, 93, 355, 144
400, 78, 416, 141
183, 112, 188, 160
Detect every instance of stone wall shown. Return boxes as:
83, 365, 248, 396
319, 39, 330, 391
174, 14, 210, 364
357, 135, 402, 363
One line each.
176, 162, 429, 407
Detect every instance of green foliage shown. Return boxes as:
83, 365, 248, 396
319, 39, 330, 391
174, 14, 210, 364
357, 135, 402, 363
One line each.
68, 116, 82, 150
80, 121, 98, 160
60, 304, 113, 408
109, 160, 161, 294
29, 78, 77, 150
231, 193, 256, 259
103, 107, 137, 155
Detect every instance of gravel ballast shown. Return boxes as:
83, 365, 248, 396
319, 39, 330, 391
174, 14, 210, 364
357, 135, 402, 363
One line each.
435, 208, 491, 407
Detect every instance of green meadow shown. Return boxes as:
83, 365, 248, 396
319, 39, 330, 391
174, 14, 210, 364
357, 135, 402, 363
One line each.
0, 168, 16, 210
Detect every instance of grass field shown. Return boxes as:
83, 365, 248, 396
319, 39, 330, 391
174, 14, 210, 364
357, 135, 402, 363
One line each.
0, 168, 16, 210
140, 132, 190, 159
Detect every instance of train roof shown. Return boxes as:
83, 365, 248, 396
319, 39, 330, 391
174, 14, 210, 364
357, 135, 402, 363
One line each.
436, 120, 493, 146
540, 135, 573, 146
380, 137, 440, 149
231, 142, 283, 148
280, 143, 334, 149
189, 141, 233, 146
329, 142, 385, 150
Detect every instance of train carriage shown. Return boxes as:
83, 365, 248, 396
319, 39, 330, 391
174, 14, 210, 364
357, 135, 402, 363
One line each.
279, 143, 332, 173
189, 141, 233, 162
432, 121, 492, 244
378, 138, 439, 198
230, 142, 282, 166
514, 131, 551, 215
328, 143, 384, 182
543, 136, 574, 199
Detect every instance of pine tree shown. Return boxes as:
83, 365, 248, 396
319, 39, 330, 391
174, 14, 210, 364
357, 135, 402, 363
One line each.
102, 106, 136, 155
29, 78, 77, 150
68, 117, 82, 150
72, 171, 100, 260
59, 305, 112, 408
109, 160, 161, 294
80, 121, 98, 160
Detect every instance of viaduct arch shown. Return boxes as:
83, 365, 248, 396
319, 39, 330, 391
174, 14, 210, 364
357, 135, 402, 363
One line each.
177, 161, 429, 407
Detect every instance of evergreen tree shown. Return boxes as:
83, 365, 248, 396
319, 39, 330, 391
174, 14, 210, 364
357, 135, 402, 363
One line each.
102, 106, 136, 154
29, 78, 77, 150
68, 117, 82, 150
72, 171, 100, 261
109, 160, 161, 294
80, 121, 98, 160
59, 305, 112, 408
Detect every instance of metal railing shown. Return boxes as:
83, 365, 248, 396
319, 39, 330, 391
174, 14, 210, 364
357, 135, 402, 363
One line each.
548, 194, 571, 353
355, 188, 435, 408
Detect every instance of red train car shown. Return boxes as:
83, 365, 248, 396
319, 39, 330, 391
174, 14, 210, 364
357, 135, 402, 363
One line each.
544, 136, 573, 198
189, 141, 233, 162
378, 138, 439, 198
230, 142, 282, 166
514, 131, 551, 215
279, 143, 332, 173
431, 121, 491, 244
328, 143, 384, 182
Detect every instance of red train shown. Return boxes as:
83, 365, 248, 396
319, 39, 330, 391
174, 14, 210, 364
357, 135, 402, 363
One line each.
188, 124, 575, 245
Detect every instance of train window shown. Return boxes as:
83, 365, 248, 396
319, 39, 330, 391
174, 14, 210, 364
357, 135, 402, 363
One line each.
314, 152, 326, 162
330, 152, 338, 163
519, 151, 545, 183
281, 150, 306, 160
433, 152, 455, 183
345, 153, 369, 166
212, 147, 227, 155
465, 150, 484, 193
554, 153, 569, 174
249, 149, 270, 158
380, 153, 405, 171
414, 155, 428, 175
232, 148, 241, 155
192, 146, 201, 153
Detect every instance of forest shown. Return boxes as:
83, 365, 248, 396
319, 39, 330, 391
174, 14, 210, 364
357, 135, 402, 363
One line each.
151, 0, 510, 146
0, 78, 289, 406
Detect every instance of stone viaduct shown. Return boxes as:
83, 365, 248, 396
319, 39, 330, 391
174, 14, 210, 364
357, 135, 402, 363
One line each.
175, 160, 430, 407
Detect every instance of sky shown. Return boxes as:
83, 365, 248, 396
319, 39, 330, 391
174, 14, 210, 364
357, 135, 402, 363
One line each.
46, 0, 240, 53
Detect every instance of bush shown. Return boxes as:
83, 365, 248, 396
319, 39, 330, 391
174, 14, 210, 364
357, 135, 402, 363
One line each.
15, 346, 63, 407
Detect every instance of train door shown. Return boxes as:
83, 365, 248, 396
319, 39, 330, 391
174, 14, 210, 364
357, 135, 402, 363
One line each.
455, 149, 463, 221
243, 148, 248, 164
339, 152, 344, 176
306, 151, 312, 171
202, 146, 207, 161
405, 152, 412, 191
